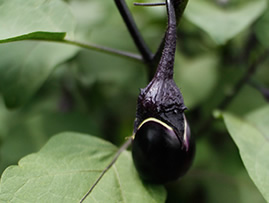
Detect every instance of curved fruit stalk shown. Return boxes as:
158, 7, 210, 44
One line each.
132, 0, 195, 183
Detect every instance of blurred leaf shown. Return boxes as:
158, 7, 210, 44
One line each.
223, 111, 269, 202
68, 0, 137, 51
75, 50, 146, 97
227, 85, 268, 115
203, 168, 266, 203
0, 133, 166, 203
0, 111, 99, 173
238, 172, 267, 203
201, 66, 268, 117
0, 41, 79, 108
0, 0, 79, 109
0, 0, 75, 43
0, 71, 101, 173
69, 0, 164, 52
245, 105, 269, 139
69, 0, 113, 42
255, 6, 269, 48
174, 54, 219, 109
258, 87, 269, 102
167, 137, 266, 203
185, 0, 267, 44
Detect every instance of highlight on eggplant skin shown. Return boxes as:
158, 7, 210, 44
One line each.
132, 116, 195, 184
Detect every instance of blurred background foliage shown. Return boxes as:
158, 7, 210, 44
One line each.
0, 0, 268, 202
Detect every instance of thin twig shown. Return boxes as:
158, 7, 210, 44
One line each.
114, 0, 153, 63
10, 36, 143, 62
79, 138, 132, 203
114, 0, 189, 80
62, 39, 143, 61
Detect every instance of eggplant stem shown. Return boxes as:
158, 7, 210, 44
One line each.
154, 0, 177, 80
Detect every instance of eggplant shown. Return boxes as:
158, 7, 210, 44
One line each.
132, 0, 195, 183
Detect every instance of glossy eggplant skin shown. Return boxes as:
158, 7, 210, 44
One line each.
132, 118, 195, 184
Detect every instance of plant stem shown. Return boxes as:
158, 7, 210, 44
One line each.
114, 0, 189, 80
114, 0, 153, 63
114, 0, 163, 80
62, 39, 142, 61
79, 138, 132, 203
9, 36, 143, 62
152, 0, 189, 78
154, 0, 177, 80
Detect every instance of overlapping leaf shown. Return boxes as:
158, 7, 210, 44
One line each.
255, 6, 269, 48
0, 132, 166, 203
0, 94, 100, 173
223, 107, 269, 202
0, 0, 79, 108
0, 42, 78, 108
174, 53, 219, 109
0, 0, 75, 43
185, 0, 267, 44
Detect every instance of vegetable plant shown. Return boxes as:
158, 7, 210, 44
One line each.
0, 0, 268, 202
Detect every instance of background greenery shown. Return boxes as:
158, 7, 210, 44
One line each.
0, 0, 268, 202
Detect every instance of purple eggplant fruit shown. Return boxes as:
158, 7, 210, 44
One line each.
132, 0, 195, 183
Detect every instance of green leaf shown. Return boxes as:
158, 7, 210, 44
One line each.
0, 32, 66, 43
255, 6, 269, 48
184, 0, 267, 44
0, 106, 100, 173
0, 0, 80, 108
174, 54, 219, 109
166, 137, 266, 203
223, 110, 269, 202
0, 0, 75, 43
0, 132, 166, 203
0, 41, 79, 108
227, 86, 268, 116
75, 50, 147, 97
245, 106, 269, 140
177, 169, 266, 203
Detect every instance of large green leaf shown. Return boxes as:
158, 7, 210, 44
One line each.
0, 132, 166, 203
184, 0, 267, 44
223, 109, 269, 202
0, 0, 75, 43
0, 41, 79, 108
0, 0, 79, 108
